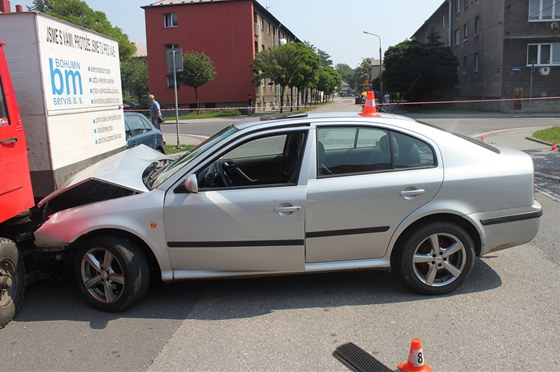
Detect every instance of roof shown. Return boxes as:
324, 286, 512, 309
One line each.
142, 0, 298, 41
233, 111, 418, 132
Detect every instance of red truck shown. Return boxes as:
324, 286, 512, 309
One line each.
0, 9, 126, 328
0, 40, 32, 328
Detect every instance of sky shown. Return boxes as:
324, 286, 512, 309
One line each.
13, 0, 445, 67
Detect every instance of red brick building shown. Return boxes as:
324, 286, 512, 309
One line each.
142, 0, 298, 110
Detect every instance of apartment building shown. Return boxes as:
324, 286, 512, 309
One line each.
142, 0, 298, 110
412, 0, 560, 112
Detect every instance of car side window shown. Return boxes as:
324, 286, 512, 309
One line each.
197, 131, 307, 190
317, 127, 436, 176
126, 115, 150, 137
317, 126, 389, 176
393, 132, 436, 168
0, 76, 10, 125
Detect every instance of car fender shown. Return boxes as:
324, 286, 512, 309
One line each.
34, 191, 174, 277
386, 198, 486, 258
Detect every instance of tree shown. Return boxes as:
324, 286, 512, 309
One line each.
316, 67, 342, 102
29, 0, 136, 60
426, 25, 441, 44
290, 43, 321, 108
335, 63, 357, 91
251, 42, 338, 112
383, 39, 458, 101
316, 49, 333, 67
179, 51, 216, 114
354, 58, 374, 89
120, 57, 148, 102
250, 43, 304, 112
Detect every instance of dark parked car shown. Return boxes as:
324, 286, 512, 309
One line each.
124, 112, 165, 153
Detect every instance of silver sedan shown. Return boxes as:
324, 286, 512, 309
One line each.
34, 112, 542, 312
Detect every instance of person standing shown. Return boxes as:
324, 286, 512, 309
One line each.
383, 92, 391, 104
247, 94, 253, 115
148, 94, 162, 130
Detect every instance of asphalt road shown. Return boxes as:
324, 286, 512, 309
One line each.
2, 100, 559, 371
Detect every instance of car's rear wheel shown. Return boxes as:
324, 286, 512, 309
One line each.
395, 222, 475, 295
75, 235, 149, 312
0, 238, 24, 328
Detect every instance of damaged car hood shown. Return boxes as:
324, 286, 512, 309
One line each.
38, 145, 170, 209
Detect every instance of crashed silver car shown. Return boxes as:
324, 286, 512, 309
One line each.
34, 112, 542, 312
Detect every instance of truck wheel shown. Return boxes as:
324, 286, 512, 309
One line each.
394, 222, 475, 295
0, 238, 25, 328
75, 235, 150, 312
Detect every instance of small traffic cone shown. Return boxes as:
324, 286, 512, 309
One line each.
397, 338, 433, 372
359, 91, 380, 117
551, 142, 558, 152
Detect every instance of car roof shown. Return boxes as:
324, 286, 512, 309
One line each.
233, 111, 421, 132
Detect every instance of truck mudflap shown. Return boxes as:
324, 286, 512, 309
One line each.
0, 237, 24, 328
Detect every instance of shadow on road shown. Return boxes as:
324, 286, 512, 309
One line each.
15, 257, 502, 328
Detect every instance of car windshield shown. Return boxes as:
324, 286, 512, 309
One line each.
148, 125, 238, 189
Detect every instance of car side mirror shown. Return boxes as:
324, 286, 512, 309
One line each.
185, 174, 198, 193
174, 174, 198, 194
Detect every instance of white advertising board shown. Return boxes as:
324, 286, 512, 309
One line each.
36, 15, 126, 169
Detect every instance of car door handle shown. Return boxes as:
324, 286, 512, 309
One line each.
400, 188, 425, 197
0, 137, 18, 144
273, 204, 301, 215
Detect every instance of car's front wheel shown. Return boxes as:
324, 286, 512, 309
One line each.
75, 235, 149, 312
395, 222, 475, 295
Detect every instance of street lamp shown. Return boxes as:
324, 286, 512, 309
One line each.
362, 31, 383, 93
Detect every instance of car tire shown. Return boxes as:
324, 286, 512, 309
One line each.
395, 221, 475, 295
0, 238, 24, 328
75, 234, 150, 312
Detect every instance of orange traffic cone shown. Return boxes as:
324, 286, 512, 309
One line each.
397, 338, 433, 372
551, 142, 558, 152
359, 91, 380, 117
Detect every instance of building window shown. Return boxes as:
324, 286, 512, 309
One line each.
164, 43, 179, 52
464, 0, 468, 10
474, 52, 480, 72
456, 0, 461, 14
463, 56, 468, 75
463, 23, 469, 40
455, 29, 460, 46
528, 43, 560, 65
529, 0, 560, 21
163, 13, 177, 28
474, 16, 480, 34
167, 75, 177, 88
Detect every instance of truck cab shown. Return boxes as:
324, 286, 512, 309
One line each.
0, 41, 34, 225
0, 40, 31, 329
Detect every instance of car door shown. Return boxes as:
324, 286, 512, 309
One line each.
305, 125, 444, 263
163, 128, 309, 274
0, 64, 34, 222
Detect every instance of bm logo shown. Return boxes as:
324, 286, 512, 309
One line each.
49, 58, 83, 95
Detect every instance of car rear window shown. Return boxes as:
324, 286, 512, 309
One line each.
418, 121, 501, 154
